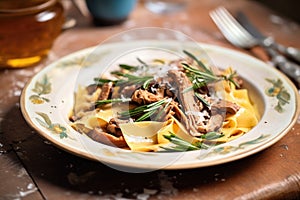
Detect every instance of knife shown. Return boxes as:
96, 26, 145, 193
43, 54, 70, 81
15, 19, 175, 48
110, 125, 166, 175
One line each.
236, 11, 300, 88
236, 12, 300, 63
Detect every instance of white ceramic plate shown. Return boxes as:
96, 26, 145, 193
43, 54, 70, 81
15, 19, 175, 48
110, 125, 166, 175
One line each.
21, 41, 299, 171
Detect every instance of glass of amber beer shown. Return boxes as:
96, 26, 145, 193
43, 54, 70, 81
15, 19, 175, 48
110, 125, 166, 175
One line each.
0, 0, 64, 68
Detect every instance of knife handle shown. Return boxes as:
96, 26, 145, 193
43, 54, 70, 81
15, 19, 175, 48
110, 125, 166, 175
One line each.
275, 44, 300, 63
263, 37, 300, 63
266, 47, 300, 88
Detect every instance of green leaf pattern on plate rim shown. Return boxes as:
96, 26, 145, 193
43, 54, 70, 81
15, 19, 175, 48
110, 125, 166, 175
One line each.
29, 75, 51, 104
265, 78, 290, 113
200, 134, 270, 158
35, 112, 70, 139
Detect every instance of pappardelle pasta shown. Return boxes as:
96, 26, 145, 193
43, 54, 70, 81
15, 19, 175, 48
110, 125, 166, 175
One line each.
69, 50, 259, 152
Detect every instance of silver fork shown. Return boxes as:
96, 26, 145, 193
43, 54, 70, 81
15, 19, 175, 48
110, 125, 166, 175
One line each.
210, 6, 300, 87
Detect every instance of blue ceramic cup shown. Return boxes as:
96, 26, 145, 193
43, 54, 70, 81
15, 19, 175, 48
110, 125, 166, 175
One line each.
85, 0, 137, 26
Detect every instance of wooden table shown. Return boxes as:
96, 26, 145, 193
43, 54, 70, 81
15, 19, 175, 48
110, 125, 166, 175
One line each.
1, 0, 300, 199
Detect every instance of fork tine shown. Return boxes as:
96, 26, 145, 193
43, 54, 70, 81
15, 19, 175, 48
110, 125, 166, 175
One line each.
217, 7, 256, 46
210, 9, 243, 47
209, 7, 257, 48
212, 8, 249, 46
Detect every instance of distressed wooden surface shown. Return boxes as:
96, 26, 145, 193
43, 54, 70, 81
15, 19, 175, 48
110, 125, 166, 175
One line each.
1, 0, 300, 199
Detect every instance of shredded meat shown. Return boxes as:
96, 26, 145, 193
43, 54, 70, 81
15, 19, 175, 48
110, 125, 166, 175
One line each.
72, 118, 128, 148
98, 82, 113, 100
86, 84, 98, 95
211, 99, 240, 116
149, 83, 175, 98
131, 89, 164, 105
106, 118, 123, 137
153, 100, 182, 121
233, 76, 243, 87
121, 85, 138, 97
87, 127, 128, 148
167, 70, 235, 135
168, 70, 206, 136
69, 115, 78, 122
206, 114, 224, 132
196, 85, 210, 95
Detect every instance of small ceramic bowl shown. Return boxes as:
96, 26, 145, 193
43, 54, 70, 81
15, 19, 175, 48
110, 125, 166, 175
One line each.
85, 0, 137, 26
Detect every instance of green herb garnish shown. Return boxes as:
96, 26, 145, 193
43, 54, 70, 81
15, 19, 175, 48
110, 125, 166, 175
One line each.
183, 50, 212, 73
182, 51, 239, 88
119, 64, 138, 71
119, 98, 170, 122
195, 92, 210, 107
222, 70, 240, 88
137, 57, 149, 67
95, 98, 131, 107
160, 131, 224, 152
112, 72, 153, 87
182, 63, 219, 83
201, 131, 224, 140
160, 132, 205, 151
94, 78, 116, 86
